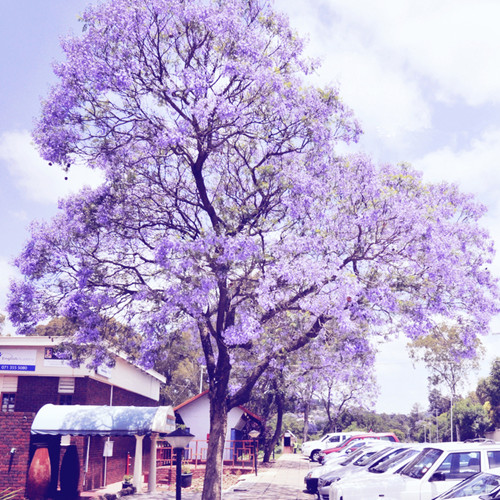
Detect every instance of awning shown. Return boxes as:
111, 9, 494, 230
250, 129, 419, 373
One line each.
31, 404, 176, 436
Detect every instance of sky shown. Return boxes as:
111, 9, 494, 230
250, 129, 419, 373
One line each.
1, 0, 500, 415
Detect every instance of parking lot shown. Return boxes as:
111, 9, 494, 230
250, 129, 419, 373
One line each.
129, 453, 316, 499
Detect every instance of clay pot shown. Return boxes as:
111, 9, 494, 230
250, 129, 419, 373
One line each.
60, 445, 80, 497
26, 445, 51, 500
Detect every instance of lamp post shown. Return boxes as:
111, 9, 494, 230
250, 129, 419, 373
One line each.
248, 430, 260, 476
166, 428, 194, 500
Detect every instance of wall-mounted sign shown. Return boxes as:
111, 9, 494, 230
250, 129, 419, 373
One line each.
43, 347, 71, 367
103, 440, 114, 457
97, 364, 112, 378
0, 349, 37, 372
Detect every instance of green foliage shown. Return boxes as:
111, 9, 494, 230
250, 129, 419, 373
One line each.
408, 324, 484, 401
154, 330, 205, 407
339, 410, 410, 441
453, 397, 491, 440
476, 358, 500, 427
264, 412, 303, 442
428, 389, 451, 416
391, 429, 407, 442
342, 422, 368, 433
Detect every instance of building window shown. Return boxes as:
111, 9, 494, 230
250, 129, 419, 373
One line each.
1, 393, 16, 412
59, 394, 73, 405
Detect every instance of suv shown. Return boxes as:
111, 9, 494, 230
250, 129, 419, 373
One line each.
302, 432, 359, 462
331, 442, 500, 500
319, 433, 399, 463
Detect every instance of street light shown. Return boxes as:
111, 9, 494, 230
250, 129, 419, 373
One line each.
166, 428, 194, 500
249, 430, 260, 476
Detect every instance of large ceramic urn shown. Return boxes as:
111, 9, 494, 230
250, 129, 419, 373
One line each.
26, 445, 51, 500
60, 445, 80, 498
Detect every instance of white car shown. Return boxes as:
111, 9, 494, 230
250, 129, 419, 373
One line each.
302, 432, 359, 462
304, 442, 383, 494
317, 444, 412, 500
328, 445, 423, 500
432, 467, 500, 499
334, 442, 500, 500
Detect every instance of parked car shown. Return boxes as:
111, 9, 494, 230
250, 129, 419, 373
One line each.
318, 432, 400, 463
304, 442, 382, 494
328, 445, 423, 500
432, 467, 500, 499
316, 444, 412, 500
342, 442, 500, 500
322, 441, 372, 465
302, 432, 360, 462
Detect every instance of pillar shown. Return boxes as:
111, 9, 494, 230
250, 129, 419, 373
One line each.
148, 433, 158, 493
133, 435, 145, 493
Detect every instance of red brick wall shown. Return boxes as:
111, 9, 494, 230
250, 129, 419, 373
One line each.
111, 384, 158, 407
15, 377, 59, 412
1, 375, 158, 496
80, 378, 158, 407
14, 375, 158, 412
0, 413, 35, 500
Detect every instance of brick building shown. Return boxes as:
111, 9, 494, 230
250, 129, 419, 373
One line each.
0, 336, 172, 499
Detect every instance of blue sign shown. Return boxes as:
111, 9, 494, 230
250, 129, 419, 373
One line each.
0, 349, 37, 372
0, 364, 36, 371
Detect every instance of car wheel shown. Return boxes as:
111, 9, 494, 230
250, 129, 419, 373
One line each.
310, 450, 320, 462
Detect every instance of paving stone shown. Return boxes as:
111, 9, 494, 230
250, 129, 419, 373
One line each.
128, 453, 317, 499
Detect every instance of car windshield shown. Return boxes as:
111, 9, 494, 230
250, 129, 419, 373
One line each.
401, 448, 443, 479
369, 448, 418, 474
354, 447, 392, 467
435, 471, 500, 499
339, 447, 369, 466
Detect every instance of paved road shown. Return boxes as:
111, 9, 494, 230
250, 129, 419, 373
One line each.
130, 453, 317, 499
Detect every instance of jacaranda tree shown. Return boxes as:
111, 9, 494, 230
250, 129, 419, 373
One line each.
8, 0, 498, 497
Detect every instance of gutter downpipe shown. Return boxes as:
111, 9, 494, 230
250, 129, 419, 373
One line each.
104, 385, 114, 486
83, 436, 91, 488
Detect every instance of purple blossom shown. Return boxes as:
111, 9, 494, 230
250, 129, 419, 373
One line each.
7, 2, 500, 494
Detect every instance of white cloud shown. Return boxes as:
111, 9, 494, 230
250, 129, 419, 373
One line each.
274, 0, 432, 147
314, 0, 500, 106
414, 128, 500, 198
0, 130, 103, 204
275, 0, 500, 152
326, 51, 431, 141
7, 209, 29, 223
0, 257, 16, 310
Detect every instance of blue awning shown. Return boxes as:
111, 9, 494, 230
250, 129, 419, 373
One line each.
31, 404, 176, 436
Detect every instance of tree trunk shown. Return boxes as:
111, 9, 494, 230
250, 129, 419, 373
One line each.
202, 389, 229, 500
200, 321, 232, 500
324, 384, 334, 432
263, 387, 284, 462
302, 400, 310, 443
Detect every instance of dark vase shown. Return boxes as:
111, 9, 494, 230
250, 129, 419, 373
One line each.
26, 445, 51, 500
60, 445, 80, 498
181, 473, 193, 488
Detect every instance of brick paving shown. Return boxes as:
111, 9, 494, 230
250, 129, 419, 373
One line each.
129, 453, 317, 499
